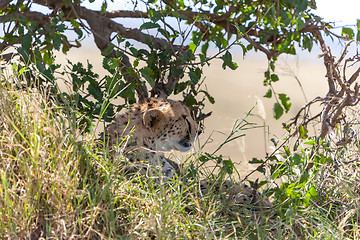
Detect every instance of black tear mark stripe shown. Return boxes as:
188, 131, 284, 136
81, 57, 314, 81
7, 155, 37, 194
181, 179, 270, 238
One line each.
180, 115, 192, 135
185, 118, 192, 135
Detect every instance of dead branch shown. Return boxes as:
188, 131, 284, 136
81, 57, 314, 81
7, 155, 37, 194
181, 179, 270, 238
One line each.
195, 111, 212, 122
290, 21, 360, 145
289, 96, 324, 126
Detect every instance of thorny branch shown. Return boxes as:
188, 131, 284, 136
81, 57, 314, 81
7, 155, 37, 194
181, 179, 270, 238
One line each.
290, 20, 360, 145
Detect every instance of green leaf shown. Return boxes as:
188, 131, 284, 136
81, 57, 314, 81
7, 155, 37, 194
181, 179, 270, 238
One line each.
101, 44, 115, 56
105, 76, 121, 97
103, 58, 119, 74
200, 90, 215, 104
249, 158, 264, 164
270, 74, 279, 82
12, 63, 18, 71
264, 89, 272, 98
235, 23, 246, 35
19, 67, 26, 75
307, 186, 318, 197
282, 123, 291, 132
74, 28, 83, 39
295, 0, 308, 13
53, 34, 62, 50
100, 1, 107, 14
270, 138, 279, 146
88, 83, 103, 101
278, 93, 291, 112
201, 42, 209, 55
4, 34, 19, 44
189, 42, 197, 53
304, 140, 316, 145
342, 27, 354, 39
199, 54, 206, 66
199, 154, 211, 163
149, 9, 162, 21
256, 165, 266, 174
264, 70, 270, 79
293, 153, 302, 165
140, 22, 160, 30
43, 51, 53, 65
174, 82, 188, 95
185, 94, 197, 107
129, 47, 138, 56
296, 18, 305, 30
221, 51, 238, 70
192, 32, 203, 45
171, 11, 179, 18
273, 103, 283, 120
357, 20, 360, 41
299, 125, 308, 139
238, 42, 247, 56
302, 35, 313, 52
140, 67, 155, 87
269, 61, 275, 71
21, 34, 32, 52
283, 146, 290, 156
36, 61, 45, 73
57, 23, 66, 32
293, 139, 299, 151
158, 29, 171, 39
272, 167, 285, 179
188, 67, 201, 84
222, 159, 234, 174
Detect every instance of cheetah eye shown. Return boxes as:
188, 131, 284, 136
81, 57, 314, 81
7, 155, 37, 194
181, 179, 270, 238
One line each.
182, 114, 187, 119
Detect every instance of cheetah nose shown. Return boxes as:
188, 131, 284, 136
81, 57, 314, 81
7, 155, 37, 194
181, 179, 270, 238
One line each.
197, 129, 202, 135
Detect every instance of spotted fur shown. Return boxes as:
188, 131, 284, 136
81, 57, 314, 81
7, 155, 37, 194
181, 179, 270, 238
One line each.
102, 98, 200, 179
102, 97, 272, 208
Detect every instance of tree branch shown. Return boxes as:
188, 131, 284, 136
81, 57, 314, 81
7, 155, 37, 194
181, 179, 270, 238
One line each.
0, 0, 12, 11
0, 11, 50, 24
74, 6, 149, 101
244, 35, 279, 60
101, 10, 149, 18
292, 22, 360, 143
75, 7, 184, 53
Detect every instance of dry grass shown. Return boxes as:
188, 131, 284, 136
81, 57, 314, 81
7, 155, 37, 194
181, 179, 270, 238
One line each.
0, 77, 359, 239
0, 80, 274, 239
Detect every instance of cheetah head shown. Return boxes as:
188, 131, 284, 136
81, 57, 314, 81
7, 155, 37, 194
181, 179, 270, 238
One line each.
143, 100, 201, 152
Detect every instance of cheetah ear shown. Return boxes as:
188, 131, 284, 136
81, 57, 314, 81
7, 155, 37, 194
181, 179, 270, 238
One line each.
143, 109, 163, 129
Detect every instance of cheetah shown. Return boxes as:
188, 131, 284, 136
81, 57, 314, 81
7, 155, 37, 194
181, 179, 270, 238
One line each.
102, 97, 200, 179
102, 97, 272, 208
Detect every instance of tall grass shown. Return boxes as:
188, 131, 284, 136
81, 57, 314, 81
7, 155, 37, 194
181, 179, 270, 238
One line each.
0, 75, 359, 239
0, 77, 273, 239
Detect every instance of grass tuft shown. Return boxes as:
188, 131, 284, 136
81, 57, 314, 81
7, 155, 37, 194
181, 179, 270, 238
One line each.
0, 78, 359, 239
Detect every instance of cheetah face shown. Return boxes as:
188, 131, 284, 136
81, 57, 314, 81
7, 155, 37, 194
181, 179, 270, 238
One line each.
143, 102, 201, 152
159, 113, 200, 152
